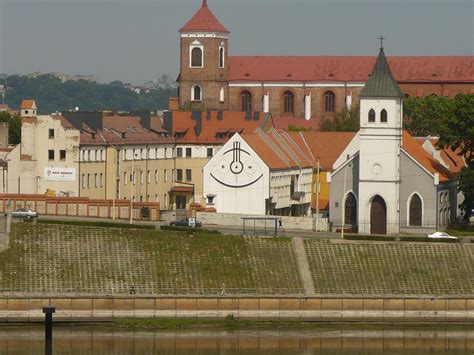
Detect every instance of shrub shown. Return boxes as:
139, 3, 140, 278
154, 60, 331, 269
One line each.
38, 219, 155, 230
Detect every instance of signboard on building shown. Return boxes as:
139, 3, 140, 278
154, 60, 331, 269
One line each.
44, 167, 76, 182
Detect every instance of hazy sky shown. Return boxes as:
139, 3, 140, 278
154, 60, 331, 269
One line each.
1, 0, 472, 84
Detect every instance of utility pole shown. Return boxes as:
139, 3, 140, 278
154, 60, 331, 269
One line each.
316, 158, 320, 232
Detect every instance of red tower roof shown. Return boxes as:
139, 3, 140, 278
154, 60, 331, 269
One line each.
180, 1, 229, 33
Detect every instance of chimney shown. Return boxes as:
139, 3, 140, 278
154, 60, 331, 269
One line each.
132, 111, 151, 131
163, 111, 173, 134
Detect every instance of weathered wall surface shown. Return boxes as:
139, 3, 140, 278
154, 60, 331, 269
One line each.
1, 297, 473, 322
0, 194, 160, 221
197, 212, 328, 231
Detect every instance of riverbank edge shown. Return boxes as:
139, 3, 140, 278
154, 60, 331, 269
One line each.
1, 296, 474, 323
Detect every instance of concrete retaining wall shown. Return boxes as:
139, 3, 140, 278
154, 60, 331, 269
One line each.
1, 297, 473, 322
196, 212, 328, 231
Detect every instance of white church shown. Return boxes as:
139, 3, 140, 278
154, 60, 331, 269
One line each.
329, 47, 458, 235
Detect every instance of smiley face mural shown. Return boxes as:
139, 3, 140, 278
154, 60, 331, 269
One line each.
203, 134, 270, 215
210, 141, 264, 189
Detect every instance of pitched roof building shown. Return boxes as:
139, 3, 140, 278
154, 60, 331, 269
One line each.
176, 1, 474, 126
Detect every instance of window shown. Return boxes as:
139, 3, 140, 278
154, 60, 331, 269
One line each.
241, 90, 252, 111
192, 85, 202, 101
164, 169, 167, 182
191, 47, 203, 67
283, 91, 294, 114
324, 91, 335, 112
82, 174, 86, 189
48, 150, 55, 160
140, 171, 144, 185
219, 46, 225, 68
172, 169, 175, 182
176, 169, 183, 181
344, 193, 357, 226
87, 174, 91, 188
176, 147, 183, 157
409, 194, 422, 226
147, 170, 151, 184
132, 171, 136, 185
207, 148, 213, 157
368, 109, 376, 123
60, 150, 66, 161
186, 148, 192, 157
124, 172, 127, 185
207, 195, 215, 205
100, 173, 103, 187
154, 170, 158, 183
94, 173, 98, 188
186, 169, 192, 182
380, 109, 388, 123
48, 129, 54, 139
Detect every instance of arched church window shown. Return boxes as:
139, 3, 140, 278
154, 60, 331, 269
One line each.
368, 109, 376, 122
283, 91, 294, 114
344, 193, 357, 227
324, 91, 335, 112
191, 47, 203, 67
409, 194, 422, 226
192, 85, 202, 101
219, 47, 225, 68
380, 109, 388, 123
241, 90, 252, 111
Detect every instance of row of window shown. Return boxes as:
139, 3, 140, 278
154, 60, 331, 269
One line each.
190, 46, 225, 68
241, 90, 336, 114
81, 173, 104, 189
368, 109, 388, 123
48, 150, 67, 161
80, 149, 106, 162
80, 147, 214, 162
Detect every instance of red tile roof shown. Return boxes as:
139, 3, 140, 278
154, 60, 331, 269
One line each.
242, 128, 314, 170
419, 137, 467, 174
180, 2, 229, 33
272, 116, 322, 131
228, 56, 474, 83
162, 111, 264, 144
170, 186, 194, 193
20, 99, 36, 110
290, 131, 356, 170
402, 131, 455, 182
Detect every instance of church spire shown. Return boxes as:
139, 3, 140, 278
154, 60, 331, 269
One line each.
202, 0, 207, 7
180, 0, 229, 33
360, 45, 404, 98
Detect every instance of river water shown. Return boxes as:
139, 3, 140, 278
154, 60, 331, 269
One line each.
0, 325, 473, 354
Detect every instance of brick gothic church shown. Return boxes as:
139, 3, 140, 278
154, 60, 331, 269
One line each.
177, 1, 474, 124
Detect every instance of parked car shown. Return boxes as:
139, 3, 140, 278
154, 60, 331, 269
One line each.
169, 218, 202, 228
9, 208, 39, 219
427, 231, 458, 240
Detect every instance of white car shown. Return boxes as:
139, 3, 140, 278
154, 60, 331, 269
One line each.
10, 208, 39, 219
427, 232, 458, 240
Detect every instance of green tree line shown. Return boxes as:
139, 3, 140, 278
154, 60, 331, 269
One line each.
2, 75, 176, 114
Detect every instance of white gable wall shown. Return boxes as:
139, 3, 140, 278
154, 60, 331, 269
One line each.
203, 133, 270, 215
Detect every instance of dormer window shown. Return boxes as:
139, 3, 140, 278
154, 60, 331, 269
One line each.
191, 85, 202, 101
380, 109, 388, 123
190, 40, 204, 68
368, 109, 376, 123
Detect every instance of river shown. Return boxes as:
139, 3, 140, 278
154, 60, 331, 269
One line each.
0, 325, 473, 354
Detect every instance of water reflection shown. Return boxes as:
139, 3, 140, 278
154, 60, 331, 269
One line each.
0, 326, 473, 354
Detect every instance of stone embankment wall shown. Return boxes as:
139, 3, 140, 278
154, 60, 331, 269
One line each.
197, 212, 328, 231
1, 297, 473, 322
0, 194, 160, 221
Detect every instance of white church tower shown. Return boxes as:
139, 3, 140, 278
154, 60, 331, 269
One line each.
358, 45, 405, 235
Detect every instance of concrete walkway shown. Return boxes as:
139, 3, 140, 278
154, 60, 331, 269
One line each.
292, 237, 316, 296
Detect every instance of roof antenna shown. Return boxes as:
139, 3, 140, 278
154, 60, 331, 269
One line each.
379, 35, 385, 51
202, 0, 207, 6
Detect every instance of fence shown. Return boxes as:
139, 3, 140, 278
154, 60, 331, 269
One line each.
0, 194, 160, 221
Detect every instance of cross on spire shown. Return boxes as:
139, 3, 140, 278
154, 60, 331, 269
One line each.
379, 35, 385, 50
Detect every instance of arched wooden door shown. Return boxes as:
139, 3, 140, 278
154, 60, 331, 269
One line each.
370, 195, 387, 235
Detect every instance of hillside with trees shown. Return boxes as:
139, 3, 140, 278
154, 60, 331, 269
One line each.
1, 74, 177, 114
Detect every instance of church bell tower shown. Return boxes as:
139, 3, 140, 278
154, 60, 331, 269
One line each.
357, 43, 405, 235
178, 0, 230, 111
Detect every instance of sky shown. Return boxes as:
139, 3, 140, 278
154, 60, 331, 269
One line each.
0, 0, 472, 84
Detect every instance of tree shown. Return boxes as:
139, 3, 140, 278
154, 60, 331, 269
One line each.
320, 105, 360, 132
436, 94, 474, 222
287, 124, 311, 132
0, 112, 21, 144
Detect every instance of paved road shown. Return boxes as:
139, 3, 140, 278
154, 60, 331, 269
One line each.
37, 215, 338, 239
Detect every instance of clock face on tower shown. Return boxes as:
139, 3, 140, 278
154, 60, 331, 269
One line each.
210, 141, 264, 188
